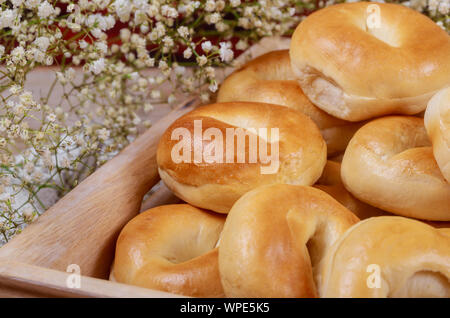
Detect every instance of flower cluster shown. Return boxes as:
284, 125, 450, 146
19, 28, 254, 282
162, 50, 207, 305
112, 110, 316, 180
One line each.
0, 0, 448, 245
403, 0, 450, 29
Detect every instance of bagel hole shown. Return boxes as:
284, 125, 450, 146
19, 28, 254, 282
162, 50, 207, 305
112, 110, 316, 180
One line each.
305, 219, 333, 284
296, 67, 348, 118
390, 271, 450, 298
360, 14, 402, 48
311, 78, 345, 111
163, 229, 220, 265
364, 25, 401, 48
306, 229, 324, 269
165, 243, 214, 265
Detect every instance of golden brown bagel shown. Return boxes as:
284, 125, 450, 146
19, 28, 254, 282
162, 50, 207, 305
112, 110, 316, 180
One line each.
218, 184, 359, 297
424, 87, 450, 182
320, 216, 450, 297
314, 161, 387, 220
290, 2, 450, 121
341, 116, 450, 221
157, 102, 327, 213
111, 204, 225, 297
217, 50, 362, 155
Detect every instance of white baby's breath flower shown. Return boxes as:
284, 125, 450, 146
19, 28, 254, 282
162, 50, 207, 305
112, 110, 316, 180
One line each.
230, 0, 241, 7
9, 85, 21, 95
151, 90, 161, 99
97, 128, 110, 141
161, 4, 178, 18
206, 12, 221, 24
96, 42, 108, 54
59, 155, 71, 169
90, 58, 106, 75
11, 46, 26, 64
79, 40, 88, 49
38, 1, 55, 19
19, 91, 35, 106
65, 68, 76, 82
183, 47, 193, 59
177, 26, 190, 39
205, 66, 215, 78
162, 36, 174, 49
120, 28, 131, 42
205, 0, 216, 11
144, 103, 154, 112
22, 206, 34, 221
197, 55, 208, 66
25, 0, 40, 8
115, 0, 132, 22
216, 0, 225, 11
219, 42, 234, 63
11, 0, 24, 7
34, 36, 50, 51
1, 9, 16, 29
201, 41, 213, 52
439, 0, 450, 15
236, 39, 248, 51
46, 113, 56, 122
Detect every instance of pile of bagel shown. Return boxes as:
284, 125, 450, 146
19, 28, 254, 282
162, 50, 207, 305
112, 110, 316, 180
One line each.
111, 2, 450, 298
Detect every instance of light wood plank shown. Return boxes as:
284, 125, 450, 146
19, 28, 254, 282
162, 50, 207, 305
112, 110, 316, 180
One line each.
0, 261, 183, 298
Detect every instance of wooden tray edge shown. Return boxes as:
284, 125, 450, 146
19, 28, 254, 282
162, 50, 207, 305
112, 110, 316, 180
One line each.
0, 260, 186, 298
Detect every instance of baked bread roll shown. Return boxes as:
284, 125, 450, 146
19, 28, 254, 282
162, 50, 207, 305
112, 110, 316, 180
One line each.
314, 161, 387, 220
111, 204, 225, 297
320, 216, 450, 297
341, 116, 450, 221
290, 2, 450, 121
157, 102, 327, 213
424, 87, 450, 182
218, 184, 359, 297
217, 50, 362, 155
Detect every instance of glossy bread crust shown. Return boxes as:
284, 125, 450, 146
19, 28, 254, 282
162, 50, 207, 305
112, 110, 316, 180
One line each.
218, 184, 359, 297
424, 87, 450, 182
157, 102, 327, 213
320, 216, 450, 297
341, 116, 450, 220
290, 2, 450, 121
111, 204, 225, 297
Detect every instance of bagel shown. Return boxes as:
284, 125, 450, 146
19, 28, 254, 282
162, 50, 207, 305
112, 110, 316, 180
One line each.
111, 204, 225, 297
218, 184, 359, 297
314, 161, 387, 220
320, 216, 450, 297
217, 50, 362, 155
290, 2, 450, 121
341, 116, 450, 221
157, 102, 327, 213
424, 87, 450, 182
